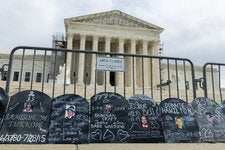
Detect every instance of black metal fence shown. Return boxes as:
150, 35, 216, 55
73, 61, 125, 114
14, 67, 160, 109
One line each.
203, 62, 225, 102
4, 46, 197, 102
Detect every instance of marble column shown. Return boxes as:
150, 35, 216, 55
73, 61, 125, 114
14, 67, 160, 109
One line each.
130, 39, 137, 87
117, 38, 125, 86
77, 34, 86, 85
143, 40, 149, 87
90, 35, 99, 85
153, 41, 160, 56
105, 37, 111, 85
65, 33, 74, 84
136, 42, 142, 87
152, 41, 160, 86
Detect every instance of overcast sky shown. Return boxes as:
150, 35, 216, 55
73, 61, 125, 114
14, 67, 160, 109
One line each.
1, 0, 225, 65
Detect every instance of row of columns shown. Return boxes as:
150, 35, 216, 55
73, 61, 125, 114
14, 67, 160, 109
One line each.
65, 33, 159, 87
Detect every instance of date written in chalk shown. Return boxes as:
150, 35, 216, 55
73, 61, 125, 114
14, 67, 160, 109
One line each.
0, 133, 46, 143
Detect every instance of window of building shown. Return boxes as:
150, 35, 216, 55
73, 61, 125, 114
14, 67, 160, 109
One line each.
25, 72, 31, 82
36, 73, 42, 82
13, 72, 19, 81
1, 72, 7, 81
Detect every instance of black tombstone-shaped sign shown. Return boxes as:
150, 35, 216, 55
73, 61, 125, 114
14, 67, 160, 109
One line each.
128, 94, 164, 143
0, 87, 8, 128
160, 98, 201, 143
48, 94, 89, 144
0, 90, 51, 144
192, 97, 225, 142
90, 92, 130, 143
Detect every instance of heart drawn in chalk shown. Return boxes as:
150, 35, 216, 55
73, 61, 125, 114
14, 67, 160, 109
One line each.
117, 129, 129, 141
90, 129, 102, 141
103, 129, 114, 141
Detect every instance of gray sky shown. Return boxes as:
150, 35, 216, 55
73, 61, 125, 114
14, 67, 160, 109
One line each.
1, 0, 225, 65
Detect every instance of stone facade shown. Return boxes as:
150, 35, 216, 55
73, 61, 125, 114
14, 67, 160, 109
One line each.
0, 52, 51, 83
64, 10, 163, 86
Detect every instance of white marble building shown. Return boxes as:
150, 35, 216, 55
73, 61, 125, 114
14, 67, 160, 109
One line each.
64, 10, 163, 86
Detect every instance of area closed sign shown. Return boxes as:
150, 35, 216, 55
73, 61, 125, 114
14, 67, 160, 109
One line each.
96, 56, 125, 72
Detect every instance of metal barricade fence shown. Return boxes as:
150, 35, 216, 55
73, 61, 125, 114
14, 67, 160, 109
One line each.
203, 62, 225, 102
5, 46, 196, 102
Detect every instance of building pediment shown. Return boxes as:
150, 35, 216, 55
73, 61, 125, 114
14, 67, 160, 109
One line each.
65, 10, 163, 31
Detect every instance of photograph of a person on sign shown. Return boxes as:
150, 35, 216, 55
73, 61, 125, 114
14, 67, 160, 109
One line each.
175, 117, 185, 129
65, 105, 75, 119
140, 115, 150, 130
206, 112, 216, 124
23, 102, 33, 112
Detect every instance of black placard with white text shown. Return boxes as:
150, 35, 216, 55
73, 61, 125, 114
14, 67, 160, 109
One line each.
128, 94, 164, 143
0, 87, 8, 128
192, 97, 225, 142
48, 94, 89, 144
0, 90, 51, 144
160, 98, 200, 143
90, 92, 130, 143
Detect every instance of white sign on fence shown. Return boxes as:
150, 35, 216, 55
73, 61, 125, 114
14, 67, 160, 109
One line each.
96, 56, 125, 72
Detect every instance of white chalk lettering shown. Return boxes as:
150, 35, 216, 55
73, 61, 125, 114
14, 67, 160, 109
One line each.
8, 121, 43, 128
0, 133, 45, 143
161, 103, 187, 114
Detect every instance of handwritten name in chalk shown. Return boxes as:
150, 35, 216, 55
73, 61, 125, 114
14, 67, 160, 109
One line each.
0, 133, 46, 143
5, 113, 48, 121
8, 121, 43, 128
161, 103, 192, 115
129, 102, 148, 110
128, 108, 157, 118
94, 113, 117, 122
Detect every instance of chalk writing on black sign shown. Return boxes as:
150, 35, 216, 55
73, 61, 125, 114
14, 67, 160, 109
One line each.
160, 98, 200, 143
128, 94, 164, 143
0, 133, 46, 143
192, 97, 225, 142
0, 87, 8, 128
90, 92, 130, 143
0, 90, 51, 144
4, 113, 48, 128
48, 94, 89, 144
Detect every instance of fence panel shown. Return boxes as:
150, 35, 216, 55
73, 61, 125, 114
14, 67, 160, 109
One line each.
203, 62, 225, 102
6, 46, 196, 102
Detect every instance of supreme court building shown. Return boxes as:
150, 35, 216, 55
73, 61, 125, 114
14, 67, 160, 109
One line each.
63, 10, 164, 86
1, 10, 214, 99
